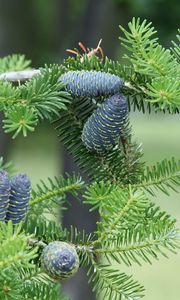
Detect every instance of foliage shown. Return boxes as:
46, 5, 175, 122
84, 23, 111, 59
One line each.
0, 221, 37, 270
0, 18, 179, 300
0, 54, 31, 73
0, 64, 71, 138
0, 156, 14, 174
119, 18, 180, 112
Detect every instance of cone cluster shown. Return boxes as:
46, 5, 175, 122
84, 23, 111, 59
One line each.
60, 70, 128, 153
0, 171, 31, 224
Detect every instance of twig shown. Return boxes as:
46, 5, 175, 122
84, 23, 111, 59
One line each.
124, 81, 148, 94
28, 238, 47, 248
0, 69, 40, 82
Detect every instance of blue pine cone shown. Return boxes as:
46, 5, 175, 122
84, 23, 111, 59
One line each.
41, 241, 79, 280
0, 170, 10, 221
5, 173, 31, 224
82, 93, 128, 153
59, 70, 124, 97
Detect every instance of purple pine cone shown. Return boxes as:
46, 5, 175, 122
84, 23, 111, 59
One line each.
0, 170, 10, 221
82, 93, 128, 153
5, 173, 31, 224
41, 241, 79, 280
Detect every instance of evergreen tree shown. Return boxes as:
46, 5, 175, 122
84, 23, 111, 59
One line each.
0, 18, 179, 299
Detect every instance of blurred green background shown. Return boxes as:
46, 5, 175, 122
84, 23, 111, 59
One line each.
0, 0, 179, 299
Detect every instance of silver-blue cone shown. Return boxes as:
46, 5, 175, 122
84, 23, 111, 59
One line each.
59, 70, 124, 97
5, 173, 31, 224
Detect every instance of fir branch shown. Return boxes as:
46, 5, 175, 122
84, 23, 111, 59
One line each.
0, 54, 31, 73
85, 182, 150, 230
22, 282, 68, 300
1, 55, 176, 114
87, 260, 145, 300
3, 104, 38, 138
119, 18, 177, 78
146, 76, 180, 112
94, 186, 150, 244
0, 269, 22, 300
29, 174, 84, 208
0, 56, 148, 110
119, 18, 180, 112
0, 266, 68, 300
171, 29, 180, 62
65, 226, 95, 255
24, 216, 67, 244
95, 220, 180, 266
0, 221, 38, 270
17, 266, 53, 286
0, 156, 14, 174
132, 158, 180, 195
18, 64, 71, 120
84, 180, 118, 212
0, 65, 72, 138
0, 81, 20, 111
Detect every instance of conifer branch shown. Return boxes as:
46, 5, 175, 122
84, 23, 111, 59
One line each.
0, 18, 179, 300
30, 175, 84, 207
0, 221, 38, 271
132, 158, 180, 195
0, 67, 148, 99
0, 156, 14, 174
94, 186, 145, 245
87, 260, 145, 300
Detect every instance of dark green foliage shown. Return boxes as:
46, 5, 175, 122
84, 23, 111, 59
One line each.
0, 170, 10, 221
22, 282, 68, 300
29, 173, 84, 218
82, 93, 128, 153
119, 18, 180, 112
19, 65, 71, 119
24, 215, 67, 244
1, 65, 72, 138
59, 70, 124, 97
0, 267, 68, 300
5, 173, 31, 224
0, 18, 179, 300
41, 241, 79, 280
54, 95, 143, 184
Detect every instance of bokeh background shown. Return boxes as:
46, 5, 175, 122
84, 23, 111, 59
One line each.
0, 0, 179, 299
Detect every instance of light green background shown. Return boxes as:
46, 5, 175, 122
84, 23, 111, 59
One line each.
8, 112, 180, 300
